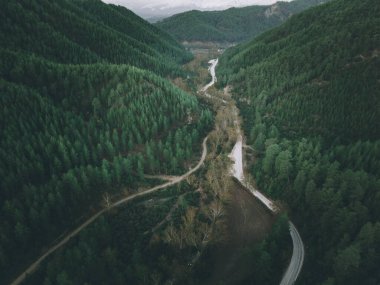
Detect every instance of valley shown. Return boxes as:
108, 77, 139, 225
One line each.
10, 46, 291, 285
1, 0, 379, 284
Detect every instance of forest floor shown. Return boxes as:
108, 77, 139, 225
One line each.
228, 181, 274, 244
203, 180, 275, 285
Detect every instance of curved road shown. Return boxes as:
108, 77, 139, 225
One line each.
203, 58, 305, 285
10, 137, 208, 285
280, 222, 305, 285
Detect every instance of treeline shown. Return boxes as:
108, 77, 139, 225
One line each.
218, 0, 380, 284
156, 0, 329, 43
0, 0, 192, 76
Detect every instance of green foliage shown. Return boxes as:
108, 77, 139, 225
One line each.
156, 0, 330, 43
0, 60, 211, 280
219, 0, 380, 141
0, 1, 213, 283
22, 184, 197, 285
219, 0, 380, 283
0, 0, 192, 76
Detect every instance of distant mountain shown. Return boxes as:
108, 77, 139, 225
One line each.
146, 16, 166, 23
156, 0, 330, 43
129, 0, 278, 19
218, 0, 380, 283
133, 3, 205, 19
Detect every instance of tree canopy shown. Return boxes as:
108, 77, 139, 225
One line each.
218, 0, 380, 283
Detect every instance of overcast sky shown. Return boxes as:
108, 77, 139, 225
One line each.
102, 0, 291, 18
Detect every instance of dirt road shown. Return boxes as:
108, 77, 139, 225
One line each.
10, 136, 208, 285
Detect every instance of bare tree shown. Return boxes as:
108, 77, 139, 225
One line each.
208, 200, 224, 223
103, 192, 111, 208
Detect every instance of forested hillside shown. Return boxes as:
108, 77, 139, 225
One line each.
218, 0, 380, 283
156, 0, 329, 43
0, 1, 213, 283
0, 0, 192, 76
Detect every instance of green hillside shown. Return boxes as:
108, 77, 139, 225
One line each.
156, 0, 329, 43
0, 1, 212, 283
218, 0, 380, 284
0, 0, 192, 76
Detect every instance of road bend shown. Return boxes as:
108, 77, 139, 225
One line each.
280, 222, 305, 285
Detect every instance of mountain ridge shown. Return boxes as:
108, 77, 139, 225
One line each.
0, 0, 192, 76
156, 0, 330, 43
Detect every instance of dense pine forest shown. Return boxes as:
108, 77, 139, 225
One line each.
218, 0, 380, 284
2, 0, 380, 284
0, 0, 213, 283
0, 0, 192, 76
156, 0, 329, 43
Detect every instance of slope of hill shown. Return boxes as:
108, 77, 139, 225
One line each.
0, 50, 212, 285
0, 1, 213, 283
0, 0, 192, 76
218, 0, 380, 283
156, 0, 329, 43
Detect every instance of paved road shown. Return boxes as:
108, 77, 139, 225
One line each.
231, 97, 305, 285
10, 136, 208, 285
280, 222, 305, 285
232, 130, 304, 285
